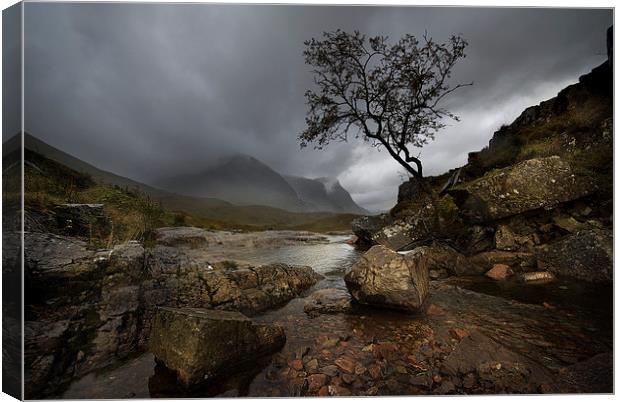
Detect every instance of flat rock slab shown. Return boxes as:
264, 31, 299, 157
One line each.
149, 307, 285, 387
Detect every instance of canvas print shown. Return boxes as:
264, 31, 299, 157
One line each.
2, 2, 614, 399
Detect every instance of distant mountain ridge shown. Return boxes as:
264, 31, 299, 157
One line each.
153, 153, 368, 214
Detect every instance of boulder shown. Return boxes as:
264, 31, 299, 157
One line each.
303, 288, 353, 318
412, 244, 475, 277
536, 229, 612, 282
344, 245, 429, 312
397, 178, 422, 203
449, 156, 595, 223
149, 307, 285, 387
351, 214, 391, 246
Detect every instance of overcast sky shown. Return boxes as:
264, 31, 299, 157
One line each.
14, 4, 612, 211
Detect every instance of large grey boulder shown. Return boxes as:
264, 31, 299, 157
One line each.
537, 229, 612, 282
149, 307, 285, 387
449, 156, 595, 223
344, 245, 429, 312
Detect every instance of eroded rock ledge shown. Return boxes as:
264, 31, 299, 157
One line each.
23, 227, 322, 398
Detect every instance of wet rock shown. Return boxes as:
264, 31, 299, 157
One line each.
557, 352, 613, 393
450, 328, 469, 341
288, 360, 304, 371
307, 374, 328, 392
485, 264, 512, 281
468, 250, 535, 273
440, 331, 552, 393
552, 215, 586, 234
334, 357, 356, 374
328, 384, 352, 396
344, 245, 429, 312
449, 156, 595, 223
537, 229, 612, 282
351, 214, 391, 246
319, 365, 339, 377
155, 227, 210, 248
303, 288, 352, 318
434, 380, 455, 394
413, 244, 475, 276
149, 307, 285, 387
520, 271, 556, 282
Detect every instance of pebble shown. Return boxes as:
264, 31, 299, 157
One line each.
319, 365, 339, 377
307, 374, 328, 392
288, 359, 304, 371
335, 357, 356, 373
450, 328, 469, 340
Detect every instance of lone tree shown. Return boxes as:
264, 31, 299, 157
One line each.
300, 30, 471, 184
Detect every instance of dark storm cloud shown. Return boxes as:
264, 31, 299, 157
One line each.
22, 4, 612, 211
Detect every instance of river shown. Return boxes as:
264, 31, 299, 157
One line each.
61, 233, 612, 398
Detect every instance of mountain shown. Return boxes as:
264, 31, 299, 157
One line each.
153, 154, 307, 211
284, 175, 368, 215
153, 153, 367, 214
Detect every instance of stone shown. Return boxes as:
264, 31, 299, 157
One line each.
303, 288, 352, 318
520, 271, 556, 282
307, 374, 328, 392
440, 331, 552, 392
536, 229, 612, 282
319, 365, 339, 377
334, 357, 356, 374
450, 328, 469, 340
494, 225, 517, 251
449, 156, 595, 223
351, 214, 391, 246
148, 307, 285, 387
288, 360, 304, 371
344, 245, 429, 312
485, 264, 512, 281
468, 250, 535, 274
557, 352, 613, 393
552, 216, 586, 234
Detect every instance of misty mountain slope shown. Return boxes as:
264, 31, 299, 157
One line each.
19, 133, 231, 209
153, 153, 368, 214
154, 154, 307, 211
284, 175, 368, 214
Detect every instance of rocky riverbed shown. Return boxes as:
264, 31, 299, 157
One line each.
56, 228, 612, 398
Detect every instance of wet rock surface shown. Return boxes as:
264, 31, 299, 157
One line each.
24, 228, 323, 398
149, 307, 285, 387
537, 228, 612, 282
303, 288, 353, 318
345, 245, 429, 312
449, 156, 595, 223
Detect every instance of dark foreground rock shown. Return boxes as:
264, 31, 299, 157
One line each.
345, 245, 429, 312
351, 214, 392, 246
536, 229, 612, 282
149, 307, 285, 387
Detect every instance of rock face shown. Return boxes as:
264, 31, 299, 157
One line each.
344, 245, 429, 312
351, 214, 391, 246
537, 229, 612, 282
449, 157, 595, 223
149, 307, 285, 387
24, 227, 322, 398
